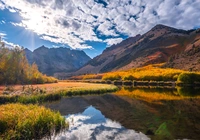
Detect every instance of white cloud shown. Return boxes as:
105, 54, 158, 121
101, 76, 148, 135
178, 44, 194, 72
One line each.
8, 8, 16, 13
1, 39, 20, 48
1, 20, 5, 24
4, 40, 20, 48
97, 20, 118, 36
104, 38, 123, 46
0, 32, 6, 37
0, 1, 5, 10
1, 0, 200, 49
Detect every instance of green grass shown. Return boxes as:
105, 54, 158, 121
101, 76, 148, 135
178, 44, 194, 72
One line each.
0, 103, 68, 139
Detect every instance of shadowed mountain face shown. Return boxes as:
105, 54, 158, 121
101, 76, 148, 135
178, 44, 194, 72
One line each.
24, 46, 91, 76
76, 24, 200, 74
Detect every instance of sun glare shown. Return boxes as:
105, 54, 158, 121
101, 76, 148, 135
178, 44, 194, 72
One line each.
24, 12, 45, 32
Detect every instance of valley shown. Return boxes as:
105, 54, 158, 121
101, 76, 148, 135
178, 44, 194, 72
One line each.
1, 24, 200, 139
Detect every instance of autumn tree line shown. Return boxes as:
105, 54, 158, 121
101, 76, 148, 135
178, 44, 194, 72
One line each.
0, 39, 57, 85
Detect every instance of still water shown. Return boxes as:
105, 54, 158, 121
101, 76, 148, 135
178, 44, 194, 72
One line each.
44, 87, 200, 140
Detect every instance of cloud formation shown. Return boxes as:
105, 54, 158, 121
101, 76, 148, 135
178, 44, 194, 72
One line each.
0, 32, 6, 37
104, 38, 123, 46
1, 0, 200, 49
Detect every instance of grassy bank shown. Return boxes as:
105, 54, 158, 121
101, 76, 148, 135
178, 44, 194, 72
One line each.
0, 82, 118, 104
0, 103, 67, 139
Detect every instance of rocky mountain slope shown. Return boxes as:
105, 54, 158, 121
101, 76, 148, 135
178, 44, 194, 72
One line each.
24, 46, 91, 76
75, 24, 200, 74
164, 29, 200, 71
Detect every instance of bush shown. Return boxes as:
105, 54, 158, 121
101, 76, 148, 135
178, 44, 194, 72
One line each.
102, 74, 121, 81
177, 72, 200, 84
123, 75, 136, 81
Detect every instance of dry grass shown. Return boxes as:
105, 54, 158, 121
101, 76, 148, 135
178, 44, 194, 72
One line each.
0, 103, 67, 139
0, 82, 118, 104
0, 82, 116, 95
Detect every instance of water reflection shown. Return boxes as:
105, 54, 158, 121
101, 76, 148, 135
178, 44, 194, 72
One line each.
116, 86, 200, 103
177, 87, 200, 96
55, 106, 149, 140
44, 87, 200, 140
122, 86, 200, 96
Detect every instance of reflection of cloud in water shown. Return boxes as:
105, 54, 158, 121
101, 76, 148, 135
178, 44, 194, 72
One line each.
55, 106, 150, 140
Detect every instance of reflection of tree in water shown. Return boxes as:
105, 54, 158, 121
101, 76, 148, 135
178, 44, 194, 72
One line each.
177, 87, 200, 96
123, 86, 177, 95
123, 86, 200, 97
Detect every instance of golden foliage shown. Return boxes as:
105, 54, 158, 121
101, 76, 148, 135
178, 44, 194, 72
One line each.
0, 44, 57, 85
70, 74, 103, 80
102, 64, 185, 81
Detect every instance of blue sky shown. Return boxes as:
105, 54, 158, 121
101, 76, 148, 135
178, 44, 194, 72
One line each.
0, 0, 200, 58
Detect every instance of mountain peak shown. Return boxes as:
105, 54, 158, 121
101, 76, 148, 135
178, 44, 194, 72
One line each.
40, 45, 48, 49
76, 24, 199, 74
34, 45, 49, 53
152, 24, 172, 30
24, 48, 32, 52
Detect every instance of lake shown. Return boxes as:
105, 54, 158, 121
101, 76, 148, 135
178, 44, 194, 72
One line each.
44, 87, 200, 140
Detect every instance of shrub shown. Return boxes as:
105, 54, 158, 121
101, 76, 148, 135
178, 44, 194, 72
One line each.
177, 72, 200, 84
102, 74, 121, 81
123, 75, 136, 81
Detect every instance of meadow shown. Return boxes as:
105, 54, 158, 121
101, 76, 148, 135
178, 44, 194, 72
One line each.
0, 82, 117, 139
0, 82, 118, 104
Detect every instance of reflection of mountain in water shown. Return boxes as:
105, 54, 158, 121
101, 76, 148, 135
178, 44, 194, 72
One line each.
44, 91, 200, 140
55, 106, 149, 140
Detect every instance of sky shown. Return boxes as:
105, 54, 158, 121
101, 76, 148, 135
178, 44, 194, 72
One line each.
0, 0, 200, 58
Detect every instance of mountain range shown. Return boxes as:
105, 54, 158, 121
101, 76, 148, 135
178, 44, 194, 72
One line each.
24, 46, 91, 76
24, 24, 200, 78
75, 24, 200, 75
